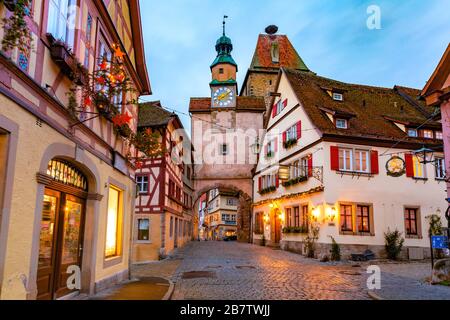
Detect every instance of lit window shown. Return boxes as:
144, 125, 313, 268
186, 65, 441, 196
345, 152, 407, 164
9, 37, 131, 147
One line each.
354, 150, 369, 173
404, 208, 419, 236
436, 131, 443, 140
137, 219, 150, 241
435, 158, 446, 180
105, 186, 121, 258
340, 204, 353, 232
333, 93, 343, 101
339, 148, 353, 171
407, 129, 418, 137
136, 176, 149, 194
422, 129, 433, 139
413, 155, 426, 178
47, 0, 75, 47
336, 119, 348, 129
356, 205, 370, 233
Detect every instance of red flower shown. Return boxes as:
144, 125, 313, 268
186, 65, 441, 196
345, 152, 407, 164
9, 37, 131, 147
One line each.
96, 76, 106, 85
84, 96, 92, 107
112, 112, 132, 126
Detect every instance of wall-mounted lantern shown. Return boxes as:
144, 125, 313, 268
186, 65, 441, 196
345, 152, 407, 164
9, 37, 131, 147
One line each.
326, 205, 337, 222
278, 165, 290, 181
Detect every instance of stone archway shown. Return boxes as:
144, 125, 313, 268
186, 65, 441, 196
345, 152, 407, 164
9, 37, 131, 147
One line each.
193, 182, 253, 243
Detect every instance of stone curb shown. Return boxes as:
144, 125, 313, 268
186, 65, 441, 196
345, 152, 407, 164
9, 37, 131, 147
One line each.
367, 290, 383, 300
162, 278, 175, 301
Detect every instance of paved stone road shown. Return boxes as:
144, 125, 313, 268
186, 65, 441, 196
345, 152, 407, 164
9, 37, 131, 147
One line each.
170, 241, 369, 300
130, 241, 450, 300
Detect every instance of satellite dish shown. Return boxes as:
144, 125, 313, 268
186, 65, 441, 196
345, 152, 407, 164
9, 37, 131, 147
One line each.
265, 25, 278, 35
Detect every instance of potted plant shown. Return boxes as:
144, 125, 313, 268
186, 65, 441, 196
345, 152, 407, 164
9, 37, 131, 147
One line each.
1, 0, 32, 52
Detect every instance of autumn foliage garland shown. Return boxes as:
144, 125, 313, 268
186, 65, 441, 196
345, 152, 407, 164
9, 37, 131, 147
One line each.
67, 44, 164, 167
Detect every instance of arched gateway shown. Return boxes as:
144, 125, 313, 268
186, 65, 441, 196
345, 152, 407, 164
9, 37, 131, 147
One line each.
189, 23, 266, 242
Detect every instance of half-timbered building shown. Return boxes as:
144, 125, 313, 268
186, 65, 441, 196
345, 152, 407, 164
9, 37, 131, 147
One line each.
133, 101, 194, 262
0, 0, 150, 299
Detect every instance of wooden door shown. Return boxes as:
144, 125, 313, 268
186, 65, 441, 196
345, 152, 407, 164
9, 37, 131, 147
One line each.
54, 194, 85, 299
36, 189, 61, 300
37, 190, 85, 300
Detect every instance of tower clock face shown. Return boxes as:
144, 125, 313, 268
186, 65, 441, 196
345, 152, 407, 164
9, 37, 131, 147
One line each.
213, 87, 234, 107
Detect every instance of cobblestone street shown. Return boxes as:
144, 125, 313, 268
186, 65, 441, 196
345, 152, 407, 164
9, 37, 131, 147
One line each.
167, 241, 369, 300
130, 241, 450, 300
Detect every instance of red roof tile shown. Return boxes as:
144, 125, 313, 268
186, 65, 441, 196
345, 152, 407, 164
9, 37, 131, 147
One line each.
250, 34, 309, 71
283, 68, 441, 145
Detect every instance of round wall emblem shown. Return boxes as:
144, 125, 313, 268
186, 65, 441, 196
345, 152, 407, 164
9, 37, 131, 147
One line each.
386, 156, 406, 177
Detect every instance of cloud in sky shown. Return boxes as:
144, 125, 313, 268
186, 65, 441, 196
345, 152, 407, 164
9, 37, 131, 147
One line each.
140, 0, 450, 132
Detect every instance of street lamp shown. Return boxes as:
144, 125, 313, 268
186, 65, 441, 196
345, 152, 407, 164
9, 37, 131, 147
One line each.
250, 137, 261, 155
413, 145, 435, 164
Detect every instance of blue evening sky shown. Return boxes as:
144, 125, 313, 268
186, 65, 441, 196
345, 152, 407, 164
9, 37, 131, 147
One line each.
139, 0, 450, 133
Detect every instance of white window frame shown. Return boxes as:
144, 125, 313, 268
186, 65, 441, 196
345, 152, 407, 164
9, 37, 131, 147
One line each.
136, 175, 149, 194
336, 118, 348, 129
47, 0, 75, 48
276, 100, 284, 115
422, 129, 433, 139
339, 148, 353, 172
435, 157, 446, 180
333, 93, 343, 101
286, 125, 298, 141
354, 149, 370, 173
301, 156, 309, 177
407, 128, 418, 137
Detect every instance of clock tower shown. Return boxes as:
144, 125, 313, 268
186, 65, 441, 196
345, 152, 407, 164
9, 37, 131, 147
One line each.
210, 18, 238, 108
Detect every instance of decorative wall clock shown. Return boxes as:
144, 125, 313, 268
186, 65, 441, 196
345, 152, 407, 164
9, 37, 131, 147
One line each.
386, 156, 406, 177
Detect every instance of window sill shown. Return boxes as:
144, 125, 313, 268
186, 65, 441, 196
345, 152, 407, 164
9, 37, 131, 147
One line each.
135, 240, 152, 244
336, 171, 373, 177
412, 177, 428, 181
103, 255, 123, 268
406, 235, 423, 240
435, 178, 446, 182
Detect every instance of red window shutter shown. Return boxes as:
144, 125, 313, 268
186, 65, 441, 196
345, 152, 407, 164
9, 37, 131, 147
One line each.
274, 138, 278, 153
282, 131, 287, 144
370, 150, 379, 175
308, 154, 313, 177
258, 177, 262, 191
272, 104, 277, 118
276, 175, 280, 188
330, 146, 339, 171
283, 99, 288, 109
296, 121, 302, 139
405, 154, 414, 177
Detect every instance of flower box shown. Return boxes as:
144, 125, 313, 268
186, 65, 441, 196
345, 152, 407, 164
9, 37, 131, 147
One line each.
47, 33, 87, 85
282, 176, 308, 187
114, 124, 132, 138
266, 151, 274, 158
258, 186, 276, 195
282, 226, 308, 234
283, 138, 298, 149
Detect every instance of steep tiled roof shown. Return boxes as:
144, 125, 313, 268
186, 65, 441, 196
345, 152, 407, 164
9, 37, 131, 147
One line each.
189, 96, 266, 112
283, 68, 441, 144
138, 101, 176, 128
250, 34, 309, 71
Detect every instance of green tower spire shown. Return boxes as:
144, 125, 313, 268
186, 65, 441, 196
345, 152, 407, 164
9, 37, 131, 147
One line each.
210, 15, 237, 70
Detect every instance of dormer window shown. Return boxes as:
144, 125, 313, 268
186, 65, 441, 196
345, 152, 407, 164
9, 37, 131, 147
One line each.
333, 93, 344, 101
407, 128, 418, 137
219, 68, 224, 74
336, 118, 348, 129
421, 129, 433, 139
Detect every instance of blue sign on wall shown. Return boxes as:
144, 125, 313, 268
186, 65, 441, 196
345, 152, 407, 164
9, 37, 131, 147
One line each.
432, 236, 449, 249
